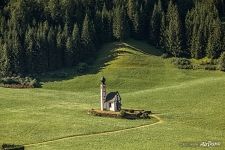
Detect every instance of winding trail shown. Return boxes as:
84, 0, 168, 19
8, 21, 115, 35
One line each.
24, 114, 164, 148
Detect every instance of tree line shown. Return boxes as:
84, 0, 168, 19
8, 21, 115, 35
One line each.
0, 0, 225, 76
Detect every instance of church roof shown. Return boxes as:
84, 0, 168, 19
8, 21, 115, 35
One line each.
106, 91, 119, 102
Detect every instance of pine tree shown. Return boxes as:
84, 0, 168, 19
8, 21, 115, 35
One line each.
113, 5, 129, 41
72, 24, 80, 64
165, 1, 183, 57
65, 37, 73, 67
81, 14, 95, 59
190, 24, 205, 59
150, 0, 163, 46
25, 26, 35, 73
47, 27, 57, 70
0, 42, 10, 76
101, 3, 113, 42
48, 0, 62, 24
160, 12, 166, 49
219, 52, 225, 71
12, 30, 24, 74
127, 0, 137, 37
206, 19, 223, 58
56, 26, 64, 68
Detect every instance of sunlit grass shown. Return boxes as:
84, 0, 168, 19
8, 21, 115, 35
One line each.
1, 39, 225, 149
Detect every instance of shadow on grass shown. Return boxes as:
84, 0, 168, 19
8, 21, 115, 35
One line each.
39, 39, 163, 83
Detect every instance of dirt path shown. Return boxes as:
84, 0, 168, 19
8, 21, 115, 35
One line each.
24, 115, 164, 148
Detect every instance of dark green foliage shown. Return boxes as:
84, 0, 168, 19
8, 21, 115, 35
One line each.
0, 0, 225, 76
77, 63, 89, 74
204, 65, 217, 71
81, 14, 96, 59
113, 5, 129, 41
2, 144, 24, 150
150, 0, 164, 46
172, 58, 193, 69
206, 19, 223, 58
72, 24, 81, 64
164, 1, 183, 57
185, 1, 223, 59
0, 76, 40, 88
101, 4, 113, 42
219, 52, 225, 71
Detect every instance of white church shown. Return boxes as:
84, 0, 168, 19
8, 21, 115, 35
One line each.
100, 77, 122, 112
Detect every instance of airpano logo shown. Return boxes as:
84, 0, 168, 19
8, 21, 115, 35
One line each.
180, 141, 221, 148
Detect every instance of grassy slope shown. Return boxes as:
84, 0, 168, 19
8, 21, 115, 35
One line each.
0, 40, 225, 149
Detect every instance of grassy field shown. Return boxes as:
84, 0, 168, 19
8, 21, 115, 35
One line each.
0, 40, 225, 149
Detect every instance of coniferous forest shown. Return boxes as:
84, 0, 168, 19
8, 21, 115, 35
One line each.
0, 0, 225, 76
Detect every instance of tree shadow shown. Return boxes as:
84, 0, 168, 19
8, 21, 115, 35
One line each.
39, 39, 163, 83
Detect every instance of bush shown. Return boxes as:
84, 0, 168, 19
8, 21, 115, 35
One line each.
120, 110, 127, 118
172, 58, 193, 69
204, 65, 217, 71
77, 63, 88, 74
199, 58, 218, 66
2, 144, 24, 150
141, 112, 150, 119
0, 76, 40, 88
219, 52, 225, 71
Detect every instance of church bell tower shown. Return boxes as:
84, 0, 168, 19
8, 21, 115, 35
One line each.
100, 77, 106, 111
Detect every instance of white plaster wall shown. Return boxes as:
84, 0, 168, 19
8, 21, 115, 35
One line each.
110, 102, 115, 111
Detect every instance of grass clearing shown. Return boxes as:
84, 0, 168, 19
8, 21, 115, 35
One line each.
1, 39, 225, 149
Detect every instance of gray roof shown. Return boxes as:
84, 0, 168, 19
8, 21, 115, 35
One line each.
106, 91, 119, 102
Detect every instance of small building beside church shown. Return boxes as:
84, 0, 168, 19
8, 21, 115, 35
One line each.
100, 77, 122, 112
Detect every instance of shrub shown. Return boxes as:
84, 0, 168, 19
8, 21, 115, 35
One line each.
0, 76, 40, 88
199, 58, 218, 66
141, 112, 150, 119
219, 52, 225, 71
0, 77, 20, 85
204, 65, 217, 71
120, 110, 127, 118
172, 58, 193, 69
2, 144, 24, 150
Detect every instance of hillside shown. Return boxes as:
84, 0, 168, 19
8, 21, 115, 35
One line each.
0, 40, 225, 149
1, 0, 225, 76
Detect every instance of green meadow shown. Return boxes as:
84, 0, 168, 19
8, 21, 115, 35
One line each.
0, 40, 225, 149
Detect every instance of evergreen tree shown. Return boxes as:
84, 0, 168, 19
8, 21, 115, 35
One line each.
65, 37, 73, 67
81, 14, 95, 59
47, 27, 57, 70
56, 26, 64, 68
48, 0, 62, 24
165, 1, 183, 57
185, 1, 222, 59
160, 12, 166, 49
206, 19, 223, 58
127, 0, 137, 37
101, 3, 113, 42
72, 24, 80, 64
219, 52, 225, 71
150, 0, 163, 46
190, 25, 205, 59
0, 43, 10, 76
12, 30, 24, 74
113, 5, 129, 41
25, 27, 35, 73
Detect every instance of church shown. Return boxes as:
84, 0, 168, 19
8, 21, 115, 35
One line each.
100, 77, 122, 112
